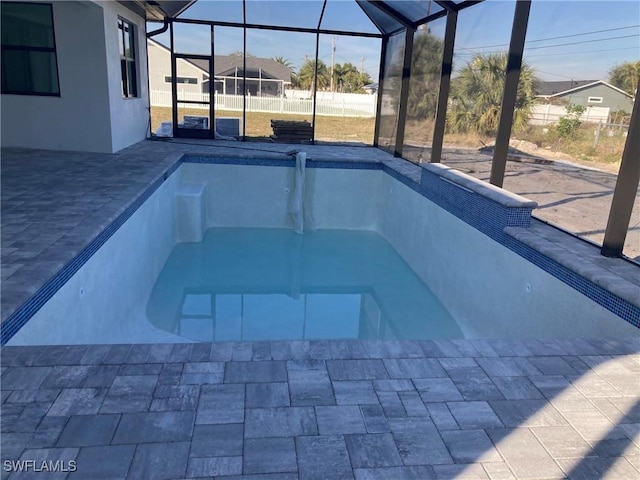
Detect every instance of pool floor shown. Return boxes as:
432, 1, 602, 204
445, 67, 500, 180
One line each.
147, 228, 461, 342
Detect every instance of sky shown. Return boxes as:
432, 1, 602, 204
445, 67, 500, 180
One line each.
152, 0, 640, 83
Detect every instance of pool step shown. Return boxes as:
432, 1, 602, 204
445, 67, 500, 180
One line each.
176, 183, 206, 243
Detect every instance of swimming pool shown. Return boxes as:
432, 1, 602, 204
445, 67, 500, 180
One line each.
6, 157, 639, 345
146, 228, 461, 342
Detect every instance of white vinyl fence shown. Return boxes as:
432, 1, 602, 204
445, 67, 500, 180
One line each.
529, 104, 610, 126
150, 90, 376, 118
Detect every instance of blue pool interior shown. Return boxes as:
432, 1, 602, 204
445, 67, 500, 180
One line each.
3, 153, 638, 346
147, 228, 463, 341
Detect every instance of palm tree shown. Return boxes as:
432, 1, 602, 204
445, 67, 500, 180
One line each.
447, 52, 537, 136
332, 63, 356, 92
295, 59, 330, 93
407, 30, 445, 119
273, 56, 297, 87
273, 56, 295, 75
609, 61, 639, 96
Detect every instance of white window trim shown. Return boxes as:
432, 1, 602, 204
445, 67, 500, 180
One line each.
119, 17, 138, 98
164, 76, 199, 85
587, 96, 603, 104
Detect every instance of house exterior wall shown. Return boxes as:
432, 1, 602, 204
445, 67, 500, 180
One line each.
1, 0, 150, 153
148, 40, 284, 97
101, 1, 150, 152
148, 41, 207, 96
558, 84, 634, 113
1, 1, 113, 152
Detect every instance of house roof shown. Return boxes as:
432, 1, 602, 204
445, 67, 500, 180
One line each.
536, 80, 598, 97
148, 38, 291, 83
191, 57, 292, 83
536, 80, 633, 99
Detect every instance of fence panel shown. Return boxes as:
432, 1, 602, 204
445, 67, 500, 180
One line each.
150, 90, 375, 117
529, 104, 610, 126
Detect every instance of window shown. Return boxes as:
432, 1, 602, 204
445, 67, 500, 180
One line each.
1, 2, 60, 95
118, 18, 137, 98
164, 76, 198, 85
588, 96, 603, 104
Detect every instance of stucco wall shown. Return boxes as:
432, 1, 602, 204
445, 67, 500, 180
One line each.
100, 1, 150, 152
1, 1, 113, 152
0, 1, 149, 153
148, 40, 207, 96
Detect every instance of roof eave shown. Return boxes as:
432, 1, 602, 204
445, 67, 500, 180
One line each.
117, 1, 197, 21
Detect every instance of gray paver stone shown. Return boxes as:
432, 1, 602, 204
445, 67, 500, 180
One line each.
440, 429, 501, 463
345, 433, 403, 468
354, 466, 436, 480
243, 437, 297, 474
129, 442, 190, 480
360, 404, 390, 433
388, 417, 453, 465
74, 445, 136, 479
196, 384, 244, 424
187, 456, 243, 477
112, 411, 195, 444
245, 407, 317, 437
316, 405, 367, 434
447, 401, 503, 429
190, 424, 244, 458
296, 435, 354, 480
246, 382, 290, 408
56, 414, 120, 447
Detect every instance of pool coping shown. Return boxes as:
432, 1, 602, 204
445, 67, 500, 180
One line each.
1, 152, 638, 345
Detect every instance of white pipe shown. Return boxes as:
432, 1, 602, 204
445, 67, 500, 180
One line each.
289, 152, 306, 234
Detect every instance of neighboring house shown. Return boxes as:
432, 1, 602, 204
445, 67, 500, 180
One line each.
363, 83, 378, 94
536, 80, 634, 113
148, 38, 292, 97
148, 38, 208, 96
0, 0, 160, 153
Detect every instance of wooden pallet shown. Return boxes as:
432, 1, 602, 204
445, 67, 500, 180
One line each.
270, 120, 313, 143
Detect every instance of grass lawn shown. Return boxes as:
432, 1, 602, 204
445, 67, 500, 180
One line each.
152, 106, 626, 171
151, 106, 375, 144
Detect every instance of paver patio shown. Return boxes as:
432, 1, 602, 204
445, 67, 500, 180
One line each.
1, 140, 639, 478
1, 339, 639, 479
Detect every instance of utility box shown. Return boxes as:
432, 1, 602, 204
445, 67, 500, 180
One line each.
215, 117, 243, 138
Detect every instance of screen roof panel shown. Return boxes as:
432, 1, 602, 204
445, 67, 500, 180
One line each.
356, 0, 405, 34
244, 1, 325, 29
167, 0, 484, 35
384, 1, 445, 24
320, 0, 380, 34
176, 0, 244, 23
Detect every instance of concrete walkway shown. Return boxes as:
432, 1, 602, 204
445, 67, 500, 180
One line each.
1, 339, 639, 480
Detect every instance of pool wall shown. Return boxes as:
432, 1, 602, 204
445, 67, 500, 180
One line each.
179, 163, 382, 231
7, 171, 185, 345
377, 173, 638, 338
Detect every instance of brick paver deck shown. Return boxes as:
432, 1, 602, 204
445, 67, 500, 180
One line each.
2, 140, 639, 478
1, 339, 639, 479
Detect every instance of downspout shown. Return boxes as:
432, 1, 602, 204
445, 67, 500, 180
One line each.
147, 18, 170, 38
146, 19, 170, 139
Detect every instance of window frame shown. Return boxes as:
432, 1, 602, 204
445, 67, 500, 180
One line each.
1, 1, 61, 97
118, 16, 138, 98
164, 75, 198, 85
587, 96, 603, 104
